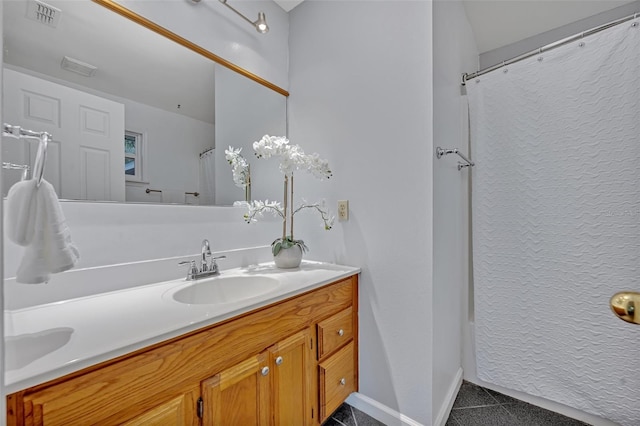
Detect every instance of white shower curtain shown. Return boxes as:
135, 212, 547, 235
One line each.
468, 17, 640, 425
199, 149, 216, 205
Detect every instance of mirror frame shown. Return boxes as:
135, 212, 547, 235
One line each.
92, 0, 289, 98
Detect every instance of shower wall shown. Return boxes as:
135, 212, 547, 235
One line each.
432, 1, 477, 424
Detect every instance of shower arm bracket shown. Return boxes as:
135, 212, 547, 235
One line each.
436, 147, 474, 171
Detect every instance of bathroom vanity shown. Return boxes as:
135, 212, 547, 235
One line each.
5, 262, 359, 425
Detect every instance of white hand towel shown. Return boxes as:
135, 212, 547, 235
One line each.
5, 179, 80, 284
5, 179, 37, 246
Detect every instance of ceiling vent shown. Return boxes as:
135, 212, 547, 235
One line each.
61, 56, 97, 77
27, 0, 61, 28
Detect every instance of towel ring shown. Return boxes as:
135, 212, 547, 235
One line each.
33, 132, 49, 187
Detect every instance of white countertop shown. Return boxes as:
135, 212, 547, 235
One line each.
4, 261, 359, 394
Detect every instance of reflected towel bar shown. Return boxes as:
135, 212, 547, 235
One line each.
3, 123, 50, 186
2, 162, 30, 181
436, 147, 474, 171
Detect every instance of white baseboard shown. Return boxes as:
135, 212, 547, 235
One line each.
345, 368, 462, 426
346, 393, 424, 426
433, 368, 463, 426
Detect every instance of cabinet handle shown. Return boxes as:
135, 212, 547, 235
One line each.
338, 329, 344, 337
261, 366, 270, 376
275, 356, 283, 366
339, 378, 346, 386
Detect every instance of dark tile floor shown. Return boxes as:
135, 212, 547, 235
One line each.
322, 403, 385, 426
447, 381, 591, 426
323, 382, 591, 426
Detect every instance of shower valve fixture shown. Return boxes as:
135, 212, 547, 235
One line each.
192, 0, 268, 34
436, 147, 474, 171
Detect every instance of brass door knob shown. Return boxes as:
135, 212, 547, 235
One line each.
610, 292, 640, 324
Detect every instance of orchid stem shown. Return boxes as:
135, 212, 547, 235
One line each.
282, 175, 288, 241
290, 174, 294, 240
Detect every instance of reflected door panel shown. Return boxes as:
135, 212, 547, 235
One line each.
3, 68, 125, 201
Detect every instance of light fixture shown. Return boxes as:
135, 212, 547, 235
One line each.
217, 0, 269, 34
254, 12, 269, 34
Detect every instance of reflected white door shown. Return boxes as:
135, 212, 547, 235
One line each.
3, 68, 125, 201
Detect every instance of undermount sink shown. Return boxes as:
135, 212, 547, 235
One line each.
171, 275, 281, 305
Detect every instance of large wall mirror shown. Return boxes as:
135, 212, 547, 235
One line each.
1, 0, 287, 206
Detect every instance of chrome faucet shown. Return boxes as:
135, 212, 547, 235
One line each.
179, 239, 226, 280
201, 239, 212, 271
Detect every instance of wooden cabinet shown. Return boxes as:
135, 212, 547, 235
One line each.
7, 275, 358, 426
201, 329, 314, 426
319, 342, 356, 420
269, 329, 315, 425
122, 389, 200, 426
201, 352, 271, 425
316, 307, 358, 422
317, 307, 353, 359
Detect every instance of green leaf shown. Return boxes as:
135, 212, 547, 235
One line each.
281, 239, 295, 249
272, 241, 282, 256
271, 237, 309, 256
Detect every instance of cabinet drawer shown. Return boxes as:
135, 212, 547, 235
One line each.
317, 307, 353, 359
318, 341, 355, 421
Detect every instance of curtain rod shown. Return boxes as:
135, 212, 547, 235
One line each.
462, 11, 639, 85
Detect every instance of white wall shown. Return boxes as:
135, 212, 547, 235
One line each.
3, 201, 283, 308
214, 66, 287, 205
432, 1, 478, 424
289, 1, 434, 424
118, 0, 290, 91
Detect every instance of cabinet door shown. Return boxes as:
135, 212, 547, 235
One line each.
269, 328, 316, 426
201, 352, 271, 426
121, 388, 200, 426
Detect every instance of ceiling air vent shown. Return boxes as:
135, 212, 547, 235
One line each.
61, 56, 97, 77
27, 0, 61, 28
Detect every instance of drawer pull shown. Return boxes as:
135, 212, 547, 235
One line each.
261, 366, 270, 376
338, 329, 344, 337
275, 356, 283, 366
340, 378, 346, 386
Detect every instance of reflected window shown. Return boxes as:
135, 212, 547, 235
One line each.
124, 131, 144, 182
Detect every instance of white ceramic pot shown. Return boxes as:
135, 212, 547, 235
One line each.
273, 245, 303, 269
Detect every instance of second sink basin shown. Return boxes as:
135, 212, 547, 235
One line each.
171, 275, 280, 305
